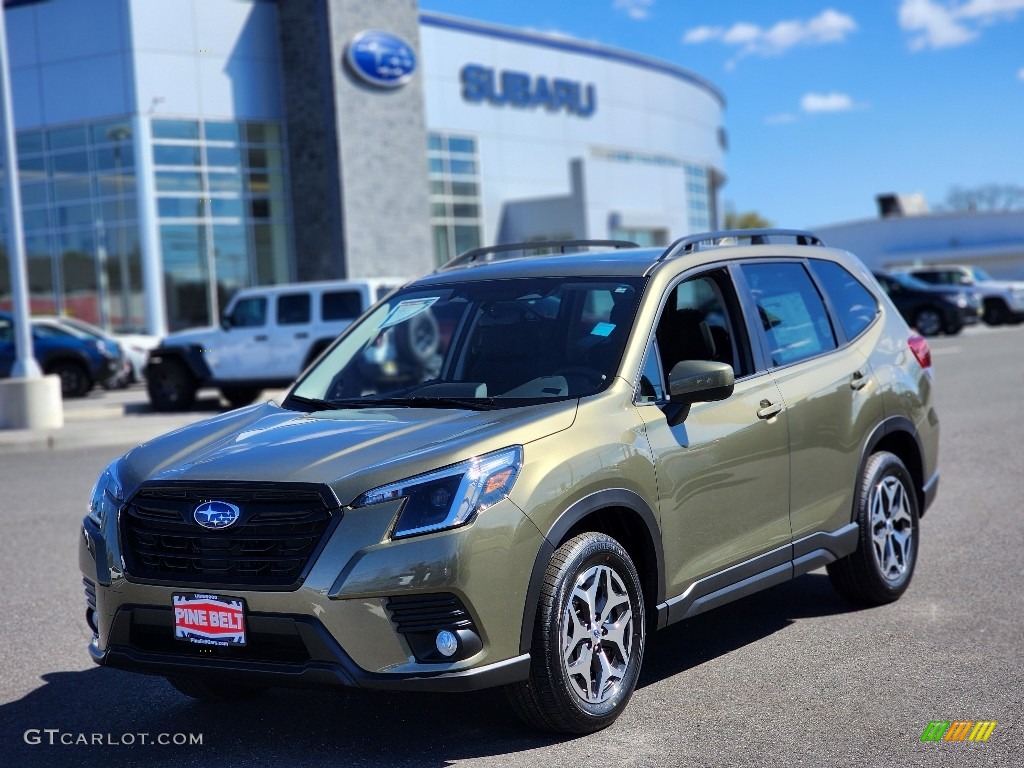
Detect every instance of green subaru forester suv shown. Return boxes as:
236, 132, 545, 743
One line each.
81, 230, 938, 734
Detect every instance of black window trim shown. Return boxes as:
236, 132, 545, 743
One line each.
732, 256, 882, 375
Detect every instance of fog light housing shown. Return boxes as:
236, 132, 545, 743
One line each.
435, 630, 459, 657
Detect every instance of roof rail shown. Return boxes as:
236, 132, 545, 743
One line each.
437, 239, 639, 271
659, 228, 825, 261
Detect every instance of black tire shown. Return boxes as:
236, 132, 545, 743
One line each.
220, 386, 262, 409
147, 358, 197, 412
167, 676, 268, 702
982, 299, 1008, 326
912, 307, 943, 337
827, 452, 920, 605
942, 319, 963, 336
506, 532, 645, 734
47, 359, 92, 398
395, 310, 440, 365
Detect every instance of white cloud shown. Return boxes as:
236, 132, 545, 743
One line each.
682, 9, 857, 64
801, 92, 856, 113
1018, 66, 1024, 79
899, 0, 1024, 50
764, 113, 798, 125
614, 0, 654, 20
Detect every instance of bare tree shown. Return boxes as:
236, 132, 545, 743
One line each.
944, 184, 1024, 212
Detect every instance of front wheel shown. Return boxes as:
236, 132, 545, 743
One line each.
912, 307, 943, 337
827, 451, 920, 605
506, 532, 645, 734
220, 386, 262, 409
147, 358, 197, 411
48, 360, 92, 398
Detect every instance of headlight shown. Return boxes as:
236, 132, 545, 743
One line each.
87, 459, 124, 527
353, 446, 523, 539
955, 293, 969, 308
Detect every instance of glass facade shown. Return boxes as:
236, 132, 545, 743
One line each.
427, 132, 482, 266
0, 118, 141, 330
685, 164, 711, 233
153, 119, 291, 331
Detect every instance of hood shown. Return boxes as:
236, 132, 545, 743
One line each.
119, 400, 578, 506
978, 278, 1024, 291
161, 326, 221, 346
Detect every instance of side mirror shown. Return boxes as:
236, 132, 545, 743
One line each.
668, 360, 734, 404
220, 314, 231, 331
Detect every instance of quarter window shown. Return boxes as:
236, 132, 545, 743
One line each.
808, 260, 879, 340
741, 263, 837, 367
322, 291, 363, 321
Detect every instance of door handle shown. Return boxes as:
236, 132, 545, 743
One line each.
254, 335, 268, 342
757, 399, 783, 420
294, 332, 309, 339
850, 370, 869, 390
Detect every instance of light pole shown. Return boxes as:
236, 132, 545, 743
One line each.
0, 6, 62, 429
108, 125, 131, 329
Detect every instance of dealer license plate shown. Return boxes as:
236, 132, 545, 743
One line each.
173, 593, 247, 647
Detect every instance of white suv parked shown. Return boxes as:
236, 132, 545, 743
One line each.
147, 279, 403, 410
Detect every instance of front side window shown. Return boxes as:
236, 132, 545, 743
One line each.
741, 263, 837, 367
290, 276, 645, 408
228, 297, 266, 328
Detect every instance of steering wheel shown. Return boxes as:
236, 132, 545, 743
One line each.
553, 366, 606, 393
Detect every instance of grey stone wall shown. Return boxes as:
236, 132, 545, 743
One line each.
279, 0, 432, 282
278, 0, 345, 281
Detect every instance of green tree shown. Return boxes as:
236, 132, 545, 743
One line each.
723, 209, 773, 229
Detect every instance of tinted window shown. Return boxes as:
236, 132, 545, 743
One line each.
0, 318, 13, 343
656, 269, 752, 378
809, 260, 879, 340
322, 291, 363, 321
229, 297, 266, 328
741, 263, 837, 367
277, 293, 311, 325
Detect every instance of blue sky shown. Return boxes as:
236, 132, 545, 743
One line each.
418, 0, 1024, 229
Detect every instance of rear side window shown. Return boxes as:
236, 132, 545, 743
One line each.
808, 260, 879, 340
741, 263, 837, 367
322, 290, 363, 321
277, 293, 311, 325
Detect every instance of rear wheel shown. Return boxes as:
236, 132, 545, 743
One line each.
167, 676, 268, 702
220, 386, 262, 409
47, 360, 91, 398
147, 358, 197, 412
506, 532, 645, 734
827, 451, 919, 605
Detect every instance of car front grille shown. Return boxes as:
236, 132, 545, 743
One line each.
121, 482, 339, 590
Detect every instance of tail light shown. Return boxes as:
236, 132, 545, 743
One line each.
908, 335, 931, 370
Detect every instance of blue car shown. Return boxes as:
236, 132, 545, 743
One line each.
0, 312, 124, 397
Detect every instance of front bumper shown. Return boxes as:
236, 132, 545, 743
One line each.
80, 495, 543, 691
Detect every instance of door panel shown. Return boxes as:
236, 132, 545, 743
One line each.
638, 372, 791, 598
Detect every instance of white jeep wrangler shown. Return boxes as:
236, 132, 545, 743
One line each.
146, 279, 408, 410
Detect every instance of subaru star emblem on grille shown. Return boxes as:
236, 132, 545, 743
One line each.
193, 500, 241, 530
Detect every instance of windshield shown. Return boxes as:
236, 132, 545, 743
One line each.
968, 266, 993, 282
290, 276, 645, 409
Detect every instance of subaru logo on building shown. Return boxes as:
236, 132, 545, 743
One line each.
346, 30, 416, 88
193, 501, 241, 530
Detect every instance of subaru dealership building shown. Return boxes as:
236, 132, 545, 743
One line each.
0, 0, 727, 334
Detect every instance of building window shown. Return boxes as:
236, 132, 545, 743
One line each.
427, 132, 483, 266
610, 227, 668, 247
154, 118, 292, 330
0, 117, 141, 330
685, 164, 711, 233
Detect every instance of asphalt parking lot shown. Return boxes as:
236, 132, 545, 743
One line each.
0, 325, 1020, 767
